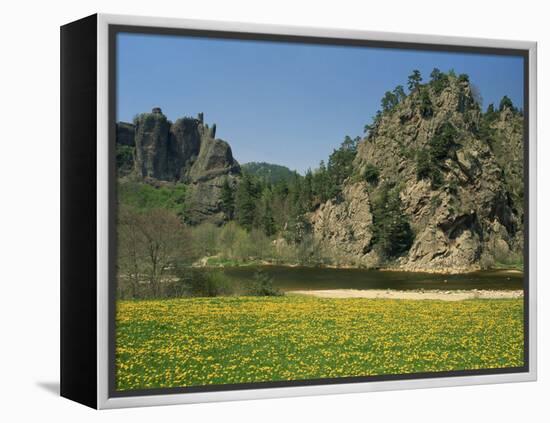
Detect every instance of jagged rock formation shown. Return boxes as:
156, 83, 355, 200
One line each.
133, 109, 172, 180
310, 183, 378, 266
116, 108, 240, 225
311, 75, 524, 273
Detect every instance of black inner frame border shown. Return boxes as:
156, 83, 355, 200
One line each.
108, 23, 530, 398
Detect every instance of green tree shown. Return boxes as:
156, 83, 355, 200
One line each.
419, 89, 433, 118
220, 177, 235, 220
312, 160, 330, 203
235, 174, 258, 230
430, 67, 442, 81
258, 189, 277, 236
393, 85, 406, 103
430, 68, 449, 94
381, 91, 398, 112
415, 149, 443, 189
116, 145, 134, 175
407, 69, 422, 91
478, 104, 498, 144
364, 110, 383, 138
371, 183, 414, 258
429, 122, 458, 160
303, 169, 314, 210
499, 95, 516, 112
415, 122, 457, 189
326, 136, 359, 199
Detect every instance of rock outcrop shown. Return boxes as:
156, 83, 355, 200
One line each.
116, 108, 240, 225
311, 75, 524, 273
310, 182, 378, 266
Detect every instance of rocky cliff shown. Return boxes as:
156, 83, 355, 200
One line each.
311, 74, 524, 273
116, 108, 240, 225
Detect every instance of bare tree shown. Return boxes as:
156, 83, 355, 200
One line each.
117, 206, 194, 298
117, 205, 144, 298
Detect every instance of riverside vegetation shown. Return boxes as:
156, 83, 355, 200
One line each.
115, 69, 525, 389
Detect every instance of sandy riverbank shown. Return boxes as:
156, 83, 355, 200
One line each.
288, 289, 524, 301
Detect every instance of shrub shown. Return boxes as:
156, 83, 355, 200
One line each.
362, 164, 380, 185
180, 268, 235, 297
416, 122, 458, 189
430, 68, 450, 94
419, 90, 433, 118
415, 149, 432, 180
116, 145, 134, 174
429, 122, 458, 160
415, 144, 446, 190
246, 269, 282, 296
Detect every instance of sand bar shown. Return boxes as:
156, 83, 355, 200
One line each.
288, 289, 524, 301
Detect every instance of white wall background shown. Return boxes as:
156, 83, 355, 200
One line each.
0, 0, 546, 421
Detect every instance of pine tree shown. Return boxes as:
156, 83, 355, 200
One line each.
235, 174, 258, 230
312, 160, 329, 203
381, 91, 398, 112
407, 70, 422, 91
326, 136, 359, 199
419, 89, 433, 118
499, 95, 515, 112
393, 85, 406, 103
430, 68, 449, 94
303, 169, 314, 210
371, 183, 414, 258
257, 188, 277, 236
220, 177, 235, 220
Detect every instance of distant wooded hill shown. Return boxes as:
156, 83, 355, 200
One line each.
241, 162, 300, 184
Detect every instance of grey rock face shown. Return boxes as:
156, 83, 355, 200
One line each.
309, 182, 379, 266
133, 109, 172, 180
169, 117, 202, 179
188, 137, 240, 182
117, 109, 241, 225
185, 136, 240, 225
311, 75, 523, 273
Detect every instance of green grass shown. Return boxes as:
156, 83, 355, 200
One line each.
203, 256, 264, 267
492, 259, 524, 271
118, 181, 187, 215
116, 296, 524, 391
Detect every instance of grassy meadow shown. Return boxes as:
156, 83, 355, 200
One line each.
115, 296, 524, 391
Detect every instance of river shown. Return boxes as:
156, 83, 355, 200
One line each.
222, 266, 523, 291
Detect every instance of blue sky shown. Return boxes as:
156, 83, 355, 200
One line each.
117, 33, 524, 174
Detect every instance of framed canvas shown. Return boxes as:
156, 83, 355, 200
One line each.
60, 14, 537, 409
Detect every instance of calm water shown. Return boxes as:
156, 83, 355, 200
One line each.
223, 266, 523, 291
